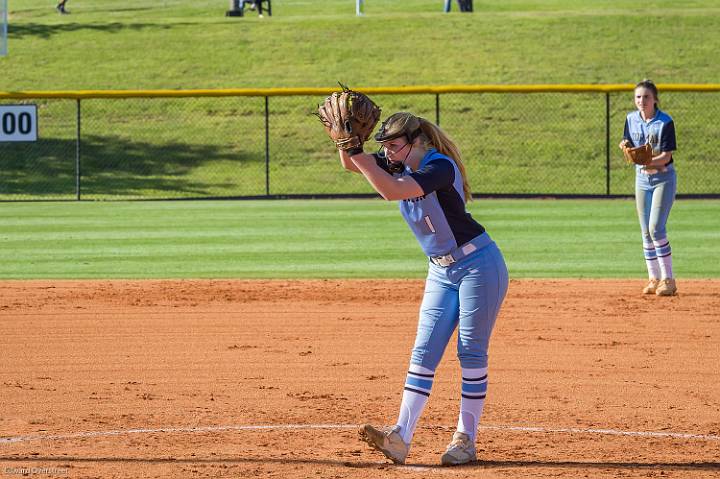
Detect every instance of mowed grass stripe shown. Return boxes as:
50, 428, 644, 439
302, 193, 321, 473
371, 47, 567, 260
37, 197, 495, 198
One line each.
0, 199, 717, 279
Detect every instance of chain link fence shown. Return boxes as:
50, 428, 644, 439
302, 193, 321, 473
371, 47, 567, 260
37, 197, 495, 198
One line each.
1, 86, 719, 200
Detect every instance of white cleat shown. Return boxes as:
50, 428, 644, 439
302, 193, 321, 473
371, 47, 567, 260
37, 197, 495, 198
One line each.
642, 278, 660, 294
440, 431, 477, 466
358, 424, 409, 465
656, 278, 677, 296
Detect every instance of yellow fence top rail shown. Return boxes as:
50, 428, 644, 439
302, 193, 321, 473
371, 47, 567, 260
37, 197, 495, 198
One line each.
1, 84, 720, 99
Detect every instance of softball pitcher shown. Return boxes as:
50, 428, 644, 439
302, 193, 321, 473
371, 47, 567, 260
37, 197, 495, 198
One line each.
620, 79, 678, 296
338, 112, 509, 465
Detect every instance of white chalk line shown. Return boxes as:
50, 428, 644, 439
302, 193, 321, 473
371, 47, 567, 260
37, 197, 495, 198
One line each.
479, 425, 720, 441
0, 424, 352, 445
2, 423, 719, 446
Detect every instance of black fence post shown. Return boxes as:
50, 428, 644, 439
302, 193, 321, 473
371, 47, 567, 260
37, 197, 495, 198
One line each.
605, 92, 610, 196
76, 99, 81, 201
265, 96, 270, 197
435, 94, 440, 126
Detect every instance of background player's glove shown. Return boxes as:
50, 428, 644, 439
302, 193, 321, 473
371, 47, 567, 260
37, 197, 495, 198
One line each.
316, 85, 381, 155
622, 142, 654, 166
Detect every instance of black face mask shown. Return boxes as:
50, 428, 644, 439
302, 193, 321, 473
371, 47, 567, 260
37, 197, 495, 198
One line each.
379, 142, 414, 174
377, 148, 404, 174
380, 129, 420, 174
387, 160, 405, 174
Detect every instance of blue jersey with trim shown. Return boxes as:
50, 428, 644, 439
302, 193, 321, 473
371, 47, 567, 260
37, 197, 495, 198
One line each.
623, 109, 677, 167
375, 149, 485, 257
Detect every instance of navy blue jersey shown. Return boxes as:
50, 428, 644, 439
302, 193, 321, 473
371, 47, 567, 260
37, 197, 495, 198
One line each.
375, 149, 485, 257
623, 109, 677, 166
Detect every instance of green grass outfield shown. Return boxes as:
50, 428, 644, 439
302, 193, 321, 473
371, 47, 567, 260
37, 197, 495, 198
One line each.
3, 1, 720, 199
3, 0, 719, 88
1, 199, 717, 280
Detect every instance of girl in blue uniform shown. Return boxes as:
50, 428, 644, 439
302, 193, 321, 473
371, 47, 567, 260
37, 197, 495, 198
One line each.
338, 112, 509, 466
620, 80, 678, 296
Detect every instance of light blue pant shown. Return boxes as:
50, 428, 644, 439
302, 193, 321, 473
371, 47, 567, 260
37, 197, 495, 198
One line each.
635, 166, 677, 243
410, 235, 509, 370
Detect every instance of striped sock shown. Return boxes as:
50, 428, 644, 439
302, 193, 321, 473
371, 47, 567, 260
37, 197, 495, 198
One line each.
456, 367, 488, 442
643, 240, 660, 279
395, 364, 434, 445
654, 238, 673, 279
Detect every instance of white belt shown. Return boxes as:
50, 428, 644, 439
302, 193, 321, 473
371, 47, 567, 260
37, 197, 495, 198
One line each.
430, 253, 457, 267
429, 241, 480, 267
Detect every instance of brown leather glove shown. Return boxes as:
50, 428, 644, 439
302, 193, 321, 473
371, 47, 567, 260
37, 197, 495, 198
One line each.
317, 85, 381, 155
622, 142, 654, 166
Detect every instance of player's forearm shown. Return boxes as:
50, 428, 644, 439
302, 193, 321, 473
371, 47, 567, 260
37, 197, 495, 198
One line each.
349, 154, 394, 198
650, 151, 673, 168
350, 154, 423, 201
339, 150, 362, 173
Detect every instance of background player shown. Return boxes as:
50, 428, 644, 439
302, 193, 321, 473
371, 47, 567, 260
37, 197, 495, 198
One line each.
240, 0, 264, 17
620, 79, 678, 296
337, 112, 509, 465
56, 0, 69, 14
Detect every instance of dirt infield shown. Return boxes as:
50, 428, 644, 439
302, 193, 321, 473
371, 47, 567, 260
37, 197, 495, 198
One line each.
1, 279, 719, 478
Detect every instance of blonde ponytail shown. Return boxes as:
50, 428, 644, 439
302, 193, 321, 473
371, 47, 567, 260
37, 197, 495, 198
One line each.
416, 118, 473, 202
375, 112, 473, 202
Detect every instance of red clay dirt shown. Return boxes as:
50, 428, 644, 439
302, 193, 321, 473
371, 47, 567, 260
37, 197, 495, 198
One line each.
1, 279, 719, 478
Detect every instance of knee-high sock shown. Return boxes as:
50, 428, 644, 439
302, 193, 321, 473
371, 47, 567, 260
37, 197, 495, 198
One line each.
456, 367, 488, 442
653, 238, 673, 279
395, 364, 434, 445
643, 240, 661, 279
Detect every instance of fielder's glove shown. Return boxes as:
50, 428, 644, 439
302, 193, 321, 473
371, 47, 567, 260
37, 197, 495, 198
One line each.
316, 84, 381, 156
622, 141, 654, 166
